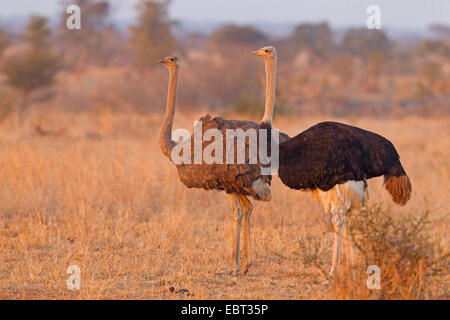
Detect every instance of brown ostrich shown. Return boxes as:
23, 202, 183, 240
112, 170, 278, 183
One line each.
157, 47, 287, 275
278, 121, 412, 275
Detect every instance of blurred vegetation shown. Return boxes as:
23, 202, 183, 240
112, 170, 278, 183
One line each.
232, 88, 292, 118
289, 23, 335, 60
0, 28, 9, 56
231, 94, 263, 116
340, 207, 448, 299
0, 1, 448, 120
299, 205, 449, 299
130, 0, 175, 70
209, 24, 268, 50
342, 28, 391, 58
2, 16, 61, 96
59, 0, 114, 68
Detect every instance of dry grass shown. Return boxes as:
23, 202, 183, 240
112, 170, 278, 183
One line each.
0, 111, 448, 299
322, 207, 448, 299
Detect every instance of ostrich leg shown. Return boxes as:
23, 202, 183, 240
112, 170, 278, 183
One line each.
329, 208, 345, 276
230, 194, 244, 275
238, 195, 253, 275
342, 211, 356, 265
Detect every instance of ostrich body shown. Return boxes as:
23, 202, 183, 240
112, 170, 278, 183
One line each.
278, 121, 412, 275
158, 47, 285, 275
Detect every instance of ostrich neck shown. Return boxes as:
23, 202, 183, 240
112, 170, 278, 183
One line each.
261, 57, 276, 125
159, 67, 178, 159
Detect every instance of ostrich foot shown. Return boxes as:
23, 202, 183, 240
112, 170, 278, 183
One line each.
229, 265, 241, 276
236, 261, 251, 276
329, 266, 337, 277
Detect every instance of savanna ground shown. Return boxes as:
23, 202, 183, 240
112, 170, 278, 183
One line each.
0, 111, 448, 299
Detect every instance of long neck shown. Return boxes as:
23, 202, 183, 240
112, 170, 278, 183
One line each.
261, 57, 276, 125
159, 67, 178, 160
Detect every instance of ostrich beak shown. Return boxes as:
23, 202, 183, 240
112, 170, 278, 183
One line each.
251, 50, 263, 56
157, 59, 166, 64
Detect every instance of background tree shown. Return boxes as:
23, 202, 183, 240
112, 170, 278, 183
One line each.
421, 38, 450, 58
341, 28, 391, 58
0, 28, 12, 122
204, 24, 268, 114
289, 22, 335, 59
130, 0, 175, 70
341, 28, 392, 91
59, 0, 112, 69
0, 28, 10, 56
209, 24, 267, 51
1, 16, 61, 114
24, 16, 50, 49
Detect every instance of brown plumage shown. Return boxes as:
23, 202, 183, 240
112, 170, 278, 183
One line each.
175, 114, 272, 200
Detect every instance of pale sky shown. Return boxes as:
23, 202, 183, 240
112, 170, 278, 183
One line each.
1, 0, 449, 30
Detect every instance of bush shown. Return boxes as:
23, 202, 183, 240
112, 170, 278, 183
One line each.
2, 50, 61, 95
1, 15, 61, 96
299, 206, 448, 299
333, 206, 448, 299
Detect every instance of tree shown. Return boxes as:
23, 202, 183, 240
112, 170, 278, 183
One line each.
0, 28, 10, 56
341, 28, 391, 58
2, 16, 61, 96
421, 39, 450, 57
203, 25, 267, 111
340, 28, 391, 93
130, 0, 175, 70
209, 24, 267, 50
59, 0, 112, 68
289, 22, 334, 58
24, 15, 50, 49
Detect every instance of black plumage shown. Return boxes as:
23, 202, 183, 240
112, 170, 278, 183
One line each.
278, 121, 411, 204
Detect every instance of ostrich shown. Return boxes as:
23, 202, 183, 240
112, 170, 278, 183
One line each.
157, 47, 286, 275
277, 121, 412, 275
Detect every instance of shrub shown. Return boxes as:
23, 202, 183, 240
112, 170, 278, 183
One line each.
299, 206, 448, 299
332, 206, 448, 299
2, 50, 61, 95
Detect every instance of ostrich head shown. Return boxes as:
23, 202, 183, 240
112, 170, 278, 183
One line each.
157, 55, 178, 69
251, 46, 276, 60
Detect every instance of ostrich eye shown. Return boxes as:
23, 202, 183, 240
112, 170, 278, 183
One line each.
264, 49, 269, 53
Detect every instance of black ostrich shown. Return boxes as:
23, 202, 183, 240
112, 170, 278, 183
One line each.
278, 121, 412, 275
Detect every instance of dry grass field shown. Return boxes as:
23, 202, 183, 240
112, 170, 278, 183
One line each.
0, 111, 448, 299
